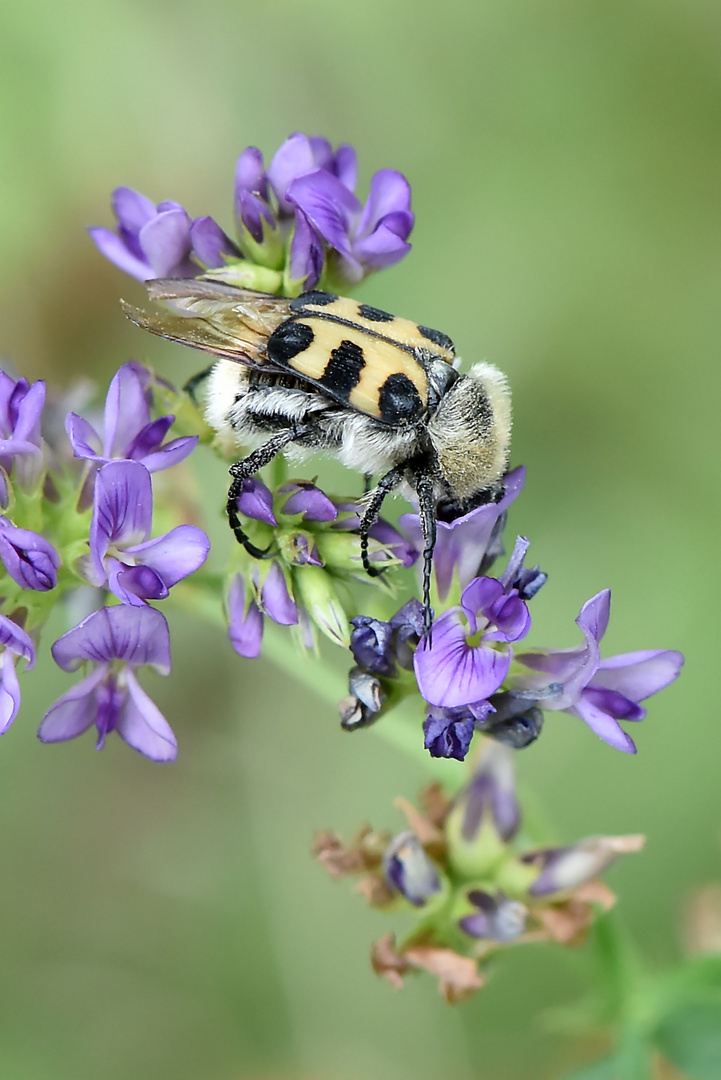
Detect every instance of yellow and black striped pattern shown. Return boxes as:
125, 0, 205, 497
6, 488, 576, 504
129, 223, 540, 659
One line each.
266, 291, 456, 424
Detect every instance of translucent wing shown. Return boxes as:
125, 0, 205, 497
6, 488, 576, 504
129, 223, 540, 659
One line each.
121, 278, 293, 368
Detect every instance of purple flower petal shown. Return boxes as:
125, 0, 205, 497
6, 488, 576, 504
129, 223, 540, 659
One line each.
227, 575, 264, 659
138, 435, 198, 473
37, 666, 109, 742
0, 522, 60, 591
115, 670, 177, 762
0, 614, 35, 667
351, 218, 412, 272
90, 461, 153, 578
280, 482, 337, 522
103, 363, 151, 460
368, 519, 418, 568
592, 649, 684, 702
414, 608, 511, 708
268, 133, 322, 213
288, 210, 324, 289
236, 190, 275, 244
88, 227, 151, 280
138, 207, 195, 278
583, 686, 645, 722
236, 478, 277, 526
51, 605, 172, 673
112, 187, 156, 233
332, 145, 358, 192
356, 169, 413, 239
124, 525, 210, 589
458, 742, 520, 842
65, 413, 102, 460
571, 695, 637, 754
0, 654, 22, 734
260, 562, 297, 626
190, 216, 240, 267
109, 561, 167, 605
235, 146, 267, 200
286, 171, 360, 263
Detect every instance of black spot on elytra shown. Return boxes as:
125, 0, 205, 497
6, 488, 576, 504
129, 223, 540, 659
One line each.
319, 339, 366, 399
358, 303, 395, 323
267, 319, 315, 364
378, 373, 424, 423
418, 324, 455, 353
290, 290, 338, 310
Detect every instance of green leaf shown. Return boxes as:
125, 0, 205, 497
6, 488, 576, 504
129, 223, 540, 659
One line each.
654, 1000, 721, 1080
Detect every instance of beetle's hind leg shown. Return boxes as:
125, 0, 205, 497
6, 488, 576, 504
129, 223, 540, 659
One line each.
227, 428, 304, 558
358, 466, 404, 579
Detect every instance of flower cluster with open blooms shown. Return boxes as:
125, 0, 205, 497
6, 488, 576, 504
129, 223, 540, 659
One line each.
315, 740, 646, 1002
89, 132, 414, 296
0, 131, 685, 1001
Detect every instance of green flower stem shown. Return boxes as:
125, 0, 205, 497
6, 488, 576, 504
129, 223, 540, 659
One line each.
172, 581, 445, 775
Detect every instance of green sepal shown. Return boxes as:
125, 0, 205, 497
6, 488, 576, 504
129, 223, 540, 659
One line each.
201, 262, 283, 294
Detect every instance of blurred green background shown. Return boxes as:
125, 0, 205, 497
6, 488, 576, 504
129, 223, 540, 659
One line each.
0, 0, 718, 1076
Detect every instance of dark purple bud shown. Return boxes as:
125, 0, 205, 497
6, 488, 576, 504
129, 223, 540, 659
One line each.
350, 616, 395, 675
423, 710, 476, 761
383, 831, 442, 906
389, 598, 425, 670
486, 691, 545, 749
287, 533, 323, 566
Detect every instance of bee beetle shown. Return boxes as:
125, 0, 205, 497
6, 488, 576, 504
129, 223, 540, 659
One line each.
123, 279, 512, 635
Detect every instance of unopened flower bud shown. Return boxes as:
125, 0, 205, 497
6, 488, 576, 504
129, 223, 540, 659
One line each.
524, 834, 646, 898
383, 831, 442, 906
293, 566, 350, 647
446, 743, 520, 878
458, 888, 528, 942
486, 691, 544, 748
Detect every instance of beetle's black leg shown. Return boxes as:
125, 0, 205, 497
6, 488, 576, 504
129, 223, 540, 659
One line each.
358, 465, 404, 578
413, 468, 437, 642
227, 428, 306, 558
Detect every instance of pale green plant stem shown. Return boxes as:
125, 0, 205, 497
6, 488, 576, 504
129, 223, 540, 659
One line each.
173, 582, 446, 775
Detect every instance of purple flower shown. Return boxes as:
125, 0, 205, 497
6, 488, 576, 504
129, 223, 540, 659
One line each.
452, 742, 521, 845
83, 461, 209, 606
226, 562, 298, 659
189, 216, 240, 269
38, 605, 176, 761
66, 362, 198, 478
279, 481, 338, 522
89, 188, 201, 281
513, 590, 684, 754
287, 166, 414, 286
459, 890, 528, 942
0, 373, 46, 501
0, 518, 60, 591
267, 134, 358, 215
414, 576, 531, 709
522, 834, 646, 898
423, 700, 494, 761
383, 831, 442, 907
236, 478, 278, 526
349, 598, 425, 679
399, 467, 526, 601
0, 616, 35, 734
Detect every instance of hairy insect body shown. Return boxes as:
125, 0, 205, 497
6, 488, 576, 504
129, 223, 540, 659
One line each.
123, 279, 512, 633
